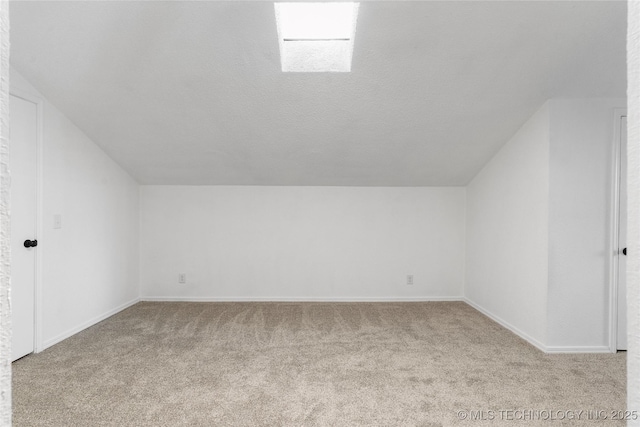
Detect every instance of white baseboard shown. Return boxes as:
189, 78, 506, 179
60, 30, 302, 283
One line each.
140, 296, 464, 302
36, 296, 611, 354
544, 346, 612, 354
463, 297, 548, 353
463, 298, 614, 354
40, 297, 140, 352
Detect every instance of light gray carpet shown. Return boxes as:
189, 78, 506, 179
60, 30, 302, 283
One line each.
13, 302, 626, 426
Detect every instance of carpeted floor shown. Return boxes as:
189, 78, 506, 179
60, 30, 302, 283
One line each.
12, 302, 626, 426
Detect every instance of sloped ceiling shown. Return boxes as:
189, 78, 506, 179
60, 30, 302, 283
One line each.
9, 1, 626, 185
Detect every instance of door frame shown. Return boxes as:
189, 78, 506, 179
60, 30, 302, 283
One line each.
9, 88, 44, 354
609, 108, 627, 353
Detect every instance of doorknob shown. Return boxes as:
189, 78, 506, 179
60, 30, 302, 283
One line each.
623, 248, 627, 256
23, 239, 37, 248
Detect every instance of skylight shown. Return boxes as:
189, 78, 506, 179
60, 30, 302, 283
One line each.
274, 2, 359, 72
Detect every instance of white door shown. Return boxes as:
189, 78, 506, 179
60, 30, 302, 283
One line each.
10, 94, 38, 361
617, 116, 627, 351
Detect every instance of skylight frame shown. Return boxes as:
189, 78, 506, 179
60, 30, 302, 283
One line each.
274, 2, 360, 73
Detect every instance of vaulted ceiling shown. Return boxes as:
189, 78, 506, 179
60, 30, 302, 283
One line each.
9, 1, 626, 185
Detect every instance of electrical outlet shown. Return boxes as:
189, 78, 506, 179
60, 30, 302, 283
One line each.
407, 275, 414, 285
178, 273, 187, 284
53, 214, 62, 229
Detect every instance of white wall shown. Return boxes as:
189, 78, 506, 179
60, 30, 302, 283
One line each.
1, 3, 11, 421
626, 1, 639, 418
465, 102, 550, 348
546, 98, 626, 349
466, 98, 626, 352
140, 186, 465, 300
10, 69, 139, 349
6, 68, 624, 353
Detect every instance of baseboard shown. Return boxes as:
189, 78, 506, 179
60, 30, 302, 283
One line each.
544, 346, 612, 354
140, 296, 464, 302
37, 296, 611, 354
40, 297, 140, 351
463, 298, 615, 354
463, 297, 548, 353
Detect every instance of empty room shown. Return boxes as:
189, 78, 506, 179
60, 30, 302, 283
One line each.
2, 0, 638, 425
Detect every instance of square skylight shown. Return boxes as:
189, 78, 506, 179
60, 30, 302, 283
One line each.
274, 2, 360, 72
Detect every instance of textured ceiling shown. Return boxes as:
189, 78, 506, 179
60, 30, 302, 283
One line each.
9, 1, 627, 186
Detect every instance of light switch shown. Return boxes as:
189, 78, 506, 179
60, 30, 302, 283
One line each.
53, 214, 62, 229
